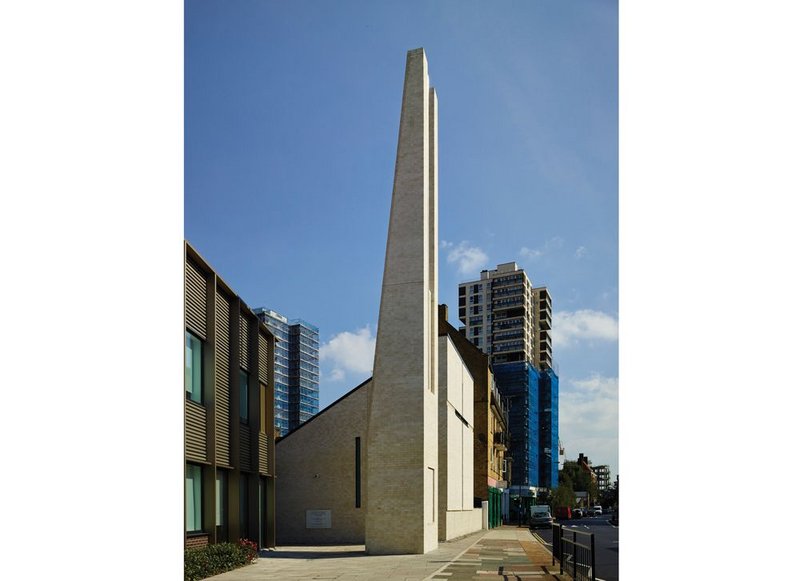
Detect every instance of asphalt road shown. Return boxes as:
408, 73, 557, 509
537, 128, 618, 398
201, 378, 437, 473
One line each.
530, 514, 619, 581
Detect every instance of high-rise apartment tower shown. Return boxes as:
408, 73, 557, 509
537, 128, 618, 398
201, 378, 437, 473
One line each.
458, 262, 552, 369
457, 262, 559, 491
254, 308, 320, 437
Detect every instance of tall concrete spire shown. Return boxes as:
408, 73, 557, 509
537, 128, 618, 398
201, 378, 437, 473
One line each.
365, 48, 439, 555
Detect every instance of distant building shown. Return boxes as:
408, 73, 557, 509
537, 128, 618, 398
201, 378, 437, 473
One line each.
254, 308, 319, 437
458, 262, 559, 491
184, 242, 276, 549
458, 262, 552, 370
594, 464, 611, 492
577, 453, 598, 485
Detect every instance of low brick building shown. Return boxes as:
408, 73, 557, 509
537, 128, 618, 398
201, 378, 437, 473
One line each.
274, 322, 483, 544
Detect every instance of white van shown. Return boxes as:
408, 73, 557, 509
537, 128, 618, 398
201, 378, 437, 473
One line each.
529, 505, 553, 529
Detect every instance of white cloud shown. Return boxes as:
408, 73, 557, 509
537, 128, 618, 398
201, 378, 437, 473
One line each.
575, 246, 587, 259
519, 237, 564, 260
559, 374, 619, 476
551, 309, 618, 348
520, 246, 543, 259
441, 240, 488, 276
571, 374, 618, 398
320, 326, 376, 381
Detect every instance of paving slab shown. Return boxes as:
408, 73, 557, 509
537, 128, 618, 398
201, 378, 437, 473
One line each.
204, 526, 569, 581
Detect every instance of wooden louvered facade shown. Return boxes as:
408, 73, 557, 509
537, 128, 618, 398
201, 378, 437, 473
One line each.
185, 259, 207, 339
184, 242, 276, 549
215, 291, 231, 467
240, 422, 251, 470
239, 312, 250, 371
258, 335, 270, 384
258, 432, 269, 474
185, 401, 207, 462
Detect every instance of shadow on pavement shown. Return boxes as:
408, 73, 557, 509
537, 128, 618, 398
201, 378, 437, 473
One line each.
259, 549, 366, 559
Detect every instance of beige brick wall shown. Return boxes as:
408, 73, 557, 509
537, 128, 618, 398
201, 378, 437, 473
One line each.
275, 382, 370, 544
365, 47, 439, 555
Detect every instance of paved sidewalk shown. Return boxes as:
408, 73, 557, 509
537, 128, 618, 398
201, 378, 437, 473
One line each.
429, 526, 567, 580
206, 526, 568, 580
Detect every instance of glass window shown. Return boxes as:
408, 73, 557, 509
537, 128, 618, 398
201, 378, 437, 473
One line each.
239, 370, 249, 421
186, 464, 202, 532
185, 332, 202, 403
216, 470, 227, 527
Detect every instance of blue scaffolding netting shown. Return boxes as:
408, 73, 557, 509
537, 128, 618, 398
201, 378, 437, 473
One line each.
493, 361, 559, 489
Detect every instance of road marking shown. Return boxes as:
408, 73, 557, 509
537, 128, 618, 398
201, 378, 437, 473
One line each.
530, 532, 552, 546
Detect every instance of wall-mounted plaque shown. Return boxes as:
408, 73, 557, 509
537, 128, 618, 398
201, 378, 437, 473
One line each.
306, 509, 332, 529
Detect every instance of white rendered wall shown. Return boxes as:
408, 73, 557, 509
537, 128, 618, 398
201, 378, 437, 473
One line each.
445, 508, 484, 540
438, 335, 479, 541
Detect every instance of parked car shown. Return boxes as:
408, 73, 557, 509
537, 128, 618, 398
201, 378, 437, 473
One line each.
590, 505, 603, 516
554, 506, 572, 519
529, 505, 554, 529
572, 507, 584, 518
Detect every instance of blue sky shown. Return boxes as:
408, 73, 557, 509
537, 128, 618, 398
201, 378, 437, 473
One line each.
185, 0, 619, 477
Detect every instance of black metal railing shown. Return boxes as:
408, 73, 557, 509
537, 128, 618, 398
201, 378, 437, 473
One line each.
551, 524, 595, 581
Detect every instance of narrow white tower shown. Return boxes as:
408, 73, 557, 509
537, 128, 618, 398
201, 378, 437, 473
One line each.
365, 47, 439, 554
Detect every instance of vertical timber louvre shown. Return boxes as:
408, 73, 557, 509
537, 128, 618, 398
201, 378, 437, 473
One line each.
215, 290, 231, 466
185, 259, 207, 339
258, 334, 269, 384
239, 312, 249, 371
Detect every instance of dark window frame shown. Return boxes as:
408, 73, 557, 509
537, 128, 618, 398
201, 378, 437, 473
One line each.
355, 437, 362, 508
239, 368, 250, 423
185, 331, 203, 404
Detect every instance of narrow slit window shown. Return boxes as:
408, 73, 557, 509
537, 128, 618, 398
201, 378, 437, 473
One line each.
355, 437, 361, 508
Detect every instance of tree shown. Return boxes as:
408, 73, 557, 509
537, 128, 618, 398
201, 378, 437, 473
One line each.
551, 482, 575, 509
559, 461, 598, 504
600, 475, 619, 508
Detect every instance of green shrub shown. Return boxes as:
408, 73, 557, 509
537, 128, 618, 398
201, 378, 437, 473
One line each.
184, 539, 258, 581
